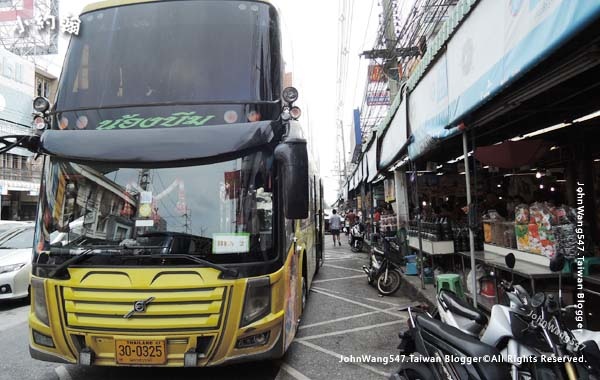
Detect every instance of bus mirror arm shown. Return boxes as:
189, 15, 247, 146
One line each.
0, 134, 41, 155
274, 137, 309, 220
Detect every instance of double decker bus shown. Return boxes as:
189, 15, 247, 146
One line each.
6, 0, 325, 367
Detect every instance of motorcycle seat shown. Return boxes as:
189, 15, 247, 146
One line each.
439, 289, 487, 325
416, 315, 510, 380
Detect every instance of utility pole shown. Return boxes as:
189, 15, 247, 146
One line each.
382, 0, 400, 101
339, 120, 348, 179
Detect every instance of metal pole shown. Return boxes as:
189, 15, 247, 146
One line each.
463, 132, 477, 308
339, 120, 348, 179
382, 0, 399, 100
413, 167, 425, 290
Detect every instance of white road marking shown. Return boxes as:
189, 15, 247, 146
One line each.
310, 289, 405, 318
278, 362, 313, 380
297, 320, 403, 341
299, 307, 397, 330
322, 264, 364, 273
311, 286, 406, 307
54, 366, 73, 380
312, 275, 365, 284
295, 340, 390, 378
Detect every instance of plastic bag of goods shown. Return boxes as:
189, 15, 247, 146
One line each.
515, 224, 529, 251
551, 205, 570, 225
466, 264, 486, 295
529, 202, 552, 229
527, 224, 542, 254
552, 224, 578, 259
515, 204, 529, 224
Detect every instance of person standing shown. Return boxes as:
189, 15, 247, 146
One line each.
329, 209, 342, 246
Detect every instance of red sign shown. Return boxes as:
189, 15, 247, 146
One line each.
368, 65, 385, 83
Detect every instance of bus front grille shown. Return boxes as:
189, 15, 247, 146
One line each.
61, 286, 227, 331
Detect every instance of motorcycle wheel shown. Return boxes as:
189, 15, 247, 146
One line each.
367, 269, 375, 285
390, 366, 434, 380
377, 270, 401, 295
351, 241, 362, 253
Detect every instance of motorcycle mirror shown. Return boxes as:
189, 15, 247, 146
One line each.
505, 253, 516, 270
531, 292, 545, 308
549, 253, 565, 272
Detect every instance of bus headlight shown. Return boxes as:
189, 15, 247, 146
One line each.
31, 278, 50, 326
240, 277, 271, 327
33, 96, 50, 113
282, 87, 298, 104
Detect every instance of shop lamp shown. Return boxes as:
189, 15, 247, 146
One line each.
535, 171, 543, 179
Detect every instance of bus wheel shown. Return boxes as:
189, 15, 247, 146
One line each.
301, 276, 307, 312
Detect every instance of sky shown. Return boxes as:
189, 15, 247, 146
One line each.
38, 0, 381, 206
273, 0, 380, 205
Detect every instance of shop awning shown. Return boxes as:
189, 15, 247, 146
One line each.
379, 95, 408, 169
366, 141, 378, 183
473, 139, 551, 169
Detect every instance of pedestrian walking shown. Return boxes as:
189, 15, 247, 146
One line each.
329, 209, 342, 246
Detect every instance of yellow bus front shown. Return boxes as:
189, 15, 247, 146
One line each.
28, 152, 307, 366
27, 0, 317, 366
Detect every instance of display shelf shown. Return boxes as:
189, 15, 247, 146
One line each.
408, 236, 454, 255
484, 243, 549, 266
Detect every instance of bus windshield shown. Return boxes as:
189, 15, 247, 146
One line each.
35, 151, 275, 265
56, 0, 281, 112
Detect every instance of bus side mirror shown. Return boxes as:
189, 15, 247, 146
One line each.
275, 138, 308, 220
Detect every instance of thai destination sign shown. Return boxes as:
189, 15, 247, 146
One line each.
93, 112, 216, 130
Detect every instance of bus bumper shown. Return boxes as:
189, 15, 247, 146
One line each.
29, 311, 285, 367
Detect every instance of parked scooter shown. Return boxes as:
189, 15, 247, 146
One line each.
391, 306, 511, 380
433, 253, 600, 379
363, 236, 403, 295
349, 221, 365, 252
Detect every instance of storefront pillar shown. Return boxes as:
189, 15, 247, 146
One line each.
394, 169, 410, 226
463, 131, 478, 308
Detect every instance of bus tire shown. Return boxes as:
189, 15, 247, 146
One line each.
301, 275, 307, 312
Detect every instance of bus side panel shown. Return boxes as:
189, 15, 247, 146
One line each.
282, 241, 300, 351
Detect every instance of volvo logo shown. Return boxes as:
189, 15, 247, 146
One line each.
124, 297, 155, 319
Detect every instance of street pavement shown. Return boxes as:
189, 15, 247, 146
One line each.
0, 238, 411, 380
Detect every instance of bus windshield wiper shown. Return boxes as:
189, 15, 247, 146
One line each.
47, 244, 147, 278
48, 247, 97, 278
47, 246, 238, 279
135, 253, 239, 279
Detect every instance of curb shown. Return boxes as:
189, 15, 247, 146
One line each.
400, 275, 436, 311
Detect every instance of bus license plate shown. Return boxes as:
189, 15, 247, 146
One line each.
115, 339, 166, 365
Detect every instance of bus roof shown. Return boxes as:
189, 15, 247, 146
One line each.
83, 0, 275, 15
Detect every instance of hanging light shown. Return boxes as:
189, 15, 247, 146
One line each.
536, 171, 543, 179
539, 184, 544, 189
550, 187, 555, 192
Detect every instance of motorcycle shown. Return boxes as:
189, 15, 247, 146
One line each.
363, 236, 403, 295
349, 222, 365, 252
432, 252, 600, 379
391, 306, 511, 380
